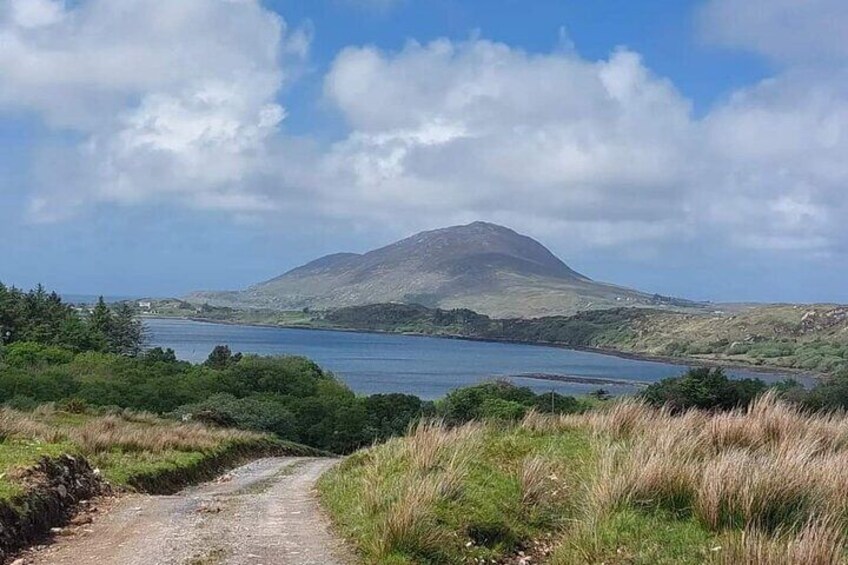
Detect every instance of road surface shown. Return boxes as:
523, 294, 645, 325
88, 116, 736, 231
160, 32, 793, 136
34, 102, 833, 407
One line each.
23, 457, 350, 565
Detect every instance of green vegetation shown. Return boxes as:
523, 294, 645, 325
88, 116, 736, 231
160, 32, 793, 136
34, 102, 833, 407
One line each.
436, 380, 585, 424
0, 405, 317, 500
0, 283, 144, 355
642, 366, 848, 414
319, 421, 592, 564
640, 367, 768, 412
133, 298, 314, 327
0, 342, 590, 454
0, 341, 426, 454
1, 284, 588, 455
320, 396, 848, 564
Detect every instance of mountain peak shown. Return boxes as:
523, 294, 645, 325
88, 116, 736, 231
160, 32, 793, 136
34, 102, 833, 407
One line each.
380, 221, 588, 281
192, 222, 662, 318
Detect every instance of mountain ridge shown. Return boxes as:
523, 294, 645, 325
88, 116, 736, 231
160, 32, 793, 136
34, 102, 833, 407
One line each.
188, 221, 700, 318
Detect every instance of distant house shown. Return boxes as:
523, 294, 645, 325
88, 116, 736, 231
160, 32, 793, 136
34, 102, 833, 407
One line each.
138, 301, 152, 310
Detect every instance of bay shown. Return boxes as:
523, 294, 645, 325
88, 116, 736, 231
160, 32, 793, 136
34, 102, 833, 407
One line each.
145, 318, 807, 400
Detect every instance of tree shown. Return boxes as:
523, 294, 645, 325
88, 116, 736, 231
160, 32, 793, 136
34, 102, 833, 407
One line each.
89, 297, 114, 344
110, 303, 145, 356
641, 367, 767, 412
205, 345, 241, 368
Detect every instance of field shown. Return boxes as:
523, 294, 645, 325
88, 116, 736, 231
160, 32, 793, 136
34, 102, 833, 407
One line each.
319, 395, 848, 564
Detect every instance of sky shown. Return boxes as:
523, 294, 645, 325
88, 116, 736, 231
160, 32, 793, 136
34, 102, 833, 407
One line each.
1, 0, 847, 303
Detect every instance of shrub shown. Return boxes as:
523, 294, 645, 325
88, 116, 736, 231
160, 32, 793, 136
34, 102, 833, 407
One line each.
438, 381, 581, 424
641, 368, 767, 412
2, 342, 74, 368
479, 398, 527, 421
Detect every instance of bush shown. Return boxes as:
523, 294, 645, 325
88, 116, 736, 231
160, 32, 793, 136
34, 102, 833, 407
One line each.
801, 370, 848, 412
438, 381, 581, 424
2, 342, 74, 368
641, 368, 767, 412
479, 398, 527, 421
363, 393, 434, 441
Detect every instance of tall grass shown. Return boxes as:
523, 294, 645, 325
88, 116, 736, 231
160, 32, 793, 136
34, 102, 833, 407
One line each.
583, 393, 848, 562
0, 406, 264, 454
714, 516, 847, 565
319, 418, 589, 563
323, 395, 848, 563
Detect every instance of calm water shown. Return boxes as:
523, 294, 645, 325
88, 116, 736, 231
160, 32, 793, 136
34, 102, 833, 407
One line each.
145, 318, 806, 400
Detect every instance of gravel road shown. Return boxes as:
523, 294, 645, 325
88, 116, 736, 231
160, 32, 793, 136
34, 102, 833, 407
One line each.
22, 457, 351, 565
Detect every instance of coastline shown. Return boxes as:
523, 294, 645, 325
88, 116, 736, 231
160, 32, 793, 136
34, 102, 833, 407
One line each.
140, 314, 822, 381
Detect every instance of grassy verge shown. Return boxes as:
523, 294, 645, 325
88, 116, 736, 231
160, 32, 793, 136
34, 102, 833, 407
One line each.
0, 405, 322, 499
319, 420, 594, 563
319, 395, 848, 564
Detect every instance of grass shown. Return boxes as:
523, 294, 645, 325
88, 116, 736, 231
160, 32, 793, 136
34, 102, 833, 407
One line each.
0, 439, 74, 499
319, 394, 848, 564
0, 405, 319, 498
319, 420, 592, 564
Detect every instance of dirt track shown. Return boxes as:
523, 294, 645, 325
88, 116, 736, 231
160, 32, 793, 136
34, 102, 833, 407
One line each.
22, 457, 350, 565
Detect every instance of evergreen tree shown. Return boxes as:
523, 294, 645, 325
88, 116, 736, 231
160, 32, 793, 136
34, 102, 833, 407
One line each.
205, 345, 241, 368
111, 303, 145, 356
89, 297, 113, 335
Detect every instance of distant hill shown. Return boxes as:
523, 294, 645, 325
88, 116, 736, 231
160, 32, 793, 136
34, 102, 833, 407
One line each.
187, 221, 702, 318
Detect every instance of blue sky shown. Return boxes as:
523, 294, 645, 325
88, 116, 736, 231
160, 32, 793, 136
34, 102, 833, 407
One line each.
1, 0, 846, 303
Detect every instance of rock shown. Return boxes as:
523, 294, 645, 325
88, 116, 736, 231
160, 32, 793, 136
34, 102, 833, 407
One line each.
69, 515, 92, 526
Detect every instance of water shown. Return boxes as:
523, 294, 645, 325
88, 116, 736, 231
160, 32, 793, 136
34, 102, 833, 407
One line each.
145, 318, 808, 400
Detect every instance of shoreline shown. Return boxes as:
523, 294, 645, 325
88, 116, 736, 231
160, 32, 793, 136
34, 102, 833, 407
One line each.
140, 314, 821, 381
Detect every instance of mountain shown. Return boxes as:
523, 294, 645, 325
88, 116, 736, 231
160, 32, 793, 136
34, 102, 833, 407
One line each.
188, 222, 700, 318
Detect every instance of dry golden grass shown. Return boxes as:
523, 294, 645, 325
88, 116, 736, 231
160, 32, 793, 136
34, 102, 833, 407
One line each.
324, 396, 848, 563
519, 454, 571, 510
713, 516, 847, 565
0, 407, 263, 454
404, 419, 483, 471
580, 393, 848, 561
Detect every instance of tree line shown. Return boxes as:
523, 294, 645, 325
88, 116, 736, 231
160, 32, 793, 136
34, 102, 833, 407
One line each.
0, 284, 584, 453
0, 283, 144, 355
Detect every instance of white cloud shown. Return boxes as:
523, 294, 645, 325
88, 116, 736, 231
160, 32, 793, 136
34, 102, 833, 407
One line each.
699, 0, 848, 65
2, 0, 847, 261
5, 0, 64, 28
319, 40, 695, 245
0, 0, 308, 219
697, 70, 848, 251
312, 6, 848, 253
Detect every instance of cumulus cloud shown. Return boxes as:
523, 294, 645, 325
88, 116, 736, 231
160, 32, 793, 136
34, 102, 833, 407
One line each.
698, 70, 848, 252
1, 0, 847, 259
318, 40, 695, 245
306, 0, 848, 253
0, 0, 308, 219
317, 32, 848, 252
693, 0, 848, 252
